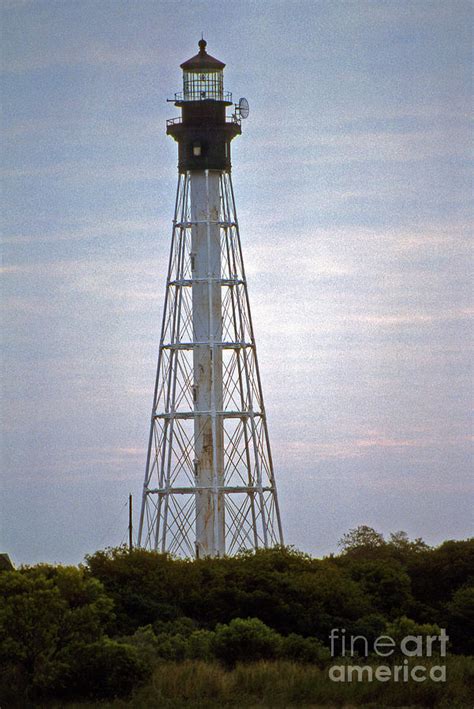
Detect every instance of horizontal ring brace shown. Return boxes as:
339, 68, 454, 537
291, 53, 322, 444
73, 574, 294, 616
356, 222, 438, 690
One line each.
161, 341, 253, 350
174, 220, 237, 228
153, 410, 262, 420
145, 486, 274, 495
168, 278, 244, 287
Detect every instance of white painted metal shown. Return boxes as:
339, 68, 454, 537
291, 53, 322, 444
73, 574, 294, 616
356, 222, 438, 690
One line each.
138, 170, 283, 556
191, 171, 224, 557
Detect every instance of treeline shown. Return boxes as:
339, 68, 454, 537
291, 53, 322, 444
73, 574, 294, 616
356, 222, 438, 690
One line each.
1, 527, 473, 704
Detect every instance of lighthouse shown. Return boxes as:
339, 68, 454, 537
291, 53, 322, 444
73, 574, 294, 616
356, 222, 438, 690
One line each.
138, 39, 283, 557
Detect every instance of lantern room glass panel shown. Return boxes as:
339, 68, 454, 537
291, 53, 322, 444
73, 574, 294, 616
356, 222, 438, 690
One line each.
183, 70, 224, 101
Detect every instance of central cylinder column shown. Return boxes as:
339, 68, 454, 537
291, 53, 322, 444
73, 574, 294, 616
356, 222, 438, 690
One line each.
190, 170, 225, 557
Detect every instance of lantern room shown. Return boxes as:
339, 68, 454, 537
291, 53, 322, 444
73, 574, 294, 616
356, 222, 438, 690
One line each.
180, 39, 227, 102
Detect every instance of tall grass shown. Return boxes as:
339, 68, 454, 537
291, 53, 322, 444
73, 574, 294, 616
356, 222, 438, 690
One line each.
59, 656, 474, 708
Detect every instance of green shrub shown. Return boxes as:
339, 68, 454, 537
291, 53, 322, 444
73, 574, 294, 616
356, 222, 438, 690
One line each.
385, 615, 442, 649
154, 616, 197, 637
186, 628, 216, 660
153, 632, 188, 661
121, 622, 216, 663
0, 565, 114, 702
447, 585, 474, 655
212, 617, 282, 666
280, 633, 330, 665
348, 612, 387, 647
57, 638, 150, 699
119, 624, 160, 666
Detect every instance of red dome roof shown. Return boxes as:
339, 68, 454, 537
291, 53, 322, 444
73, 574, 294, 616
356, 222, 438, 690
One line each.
180, 39, 225, 71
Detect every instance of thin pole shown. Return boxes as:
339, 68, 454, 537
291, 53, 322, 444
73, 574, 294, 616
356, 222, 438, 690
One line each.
128, 494, 133, 551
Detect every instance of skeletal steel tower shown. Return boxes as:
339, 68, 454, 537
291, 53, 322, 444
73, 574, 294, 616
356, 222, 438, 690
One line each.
138, 39, 283, 557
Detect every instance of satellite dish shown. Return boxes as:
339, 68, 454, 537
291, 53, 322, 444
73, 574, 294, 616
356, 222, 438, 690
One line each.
238, 97, 249, 119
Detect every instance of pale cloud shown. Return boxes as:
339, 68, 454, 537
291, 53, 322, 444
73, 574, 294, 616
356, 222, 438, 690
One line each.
1, 162, 167, 182
6, 445, 147, 483
1, 0, 36, 8
7, 221, 468, 336
243, 240, 353, 279
244, 223, 471, 270
82, 44, 160, 68
352, 309, 473, 327
1, 295, 54, 315
2, 115, 168, 142
79, 445, 145, 458
1, 42, 163, 74
310, 128, 468, 163
249, 124, 470, 163
2, 218, 167, 245
249, 101, 471, 134
366, 475, 474, 495
275, 431, 472, 464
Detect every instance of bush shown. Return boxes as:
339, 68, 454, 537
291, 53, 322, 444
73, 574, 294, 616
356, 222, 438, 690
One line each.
186, 628, 216, 660
280, 633, 330, 665
57, 638, 150, 699
121, 622, 217, 663
447, 585, 474, 655
348, 613, 387, 649
212, 617, 282, 667
0, 565, 114, 702
154, 616, 198, 637
2, 534, 473, 704
385, 615, 441, 649
119, 624, 160, 666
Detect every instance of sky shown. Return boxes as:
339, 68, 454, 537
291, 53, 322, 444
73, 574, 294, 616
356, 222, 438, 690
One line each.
1, 0, 472, 566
